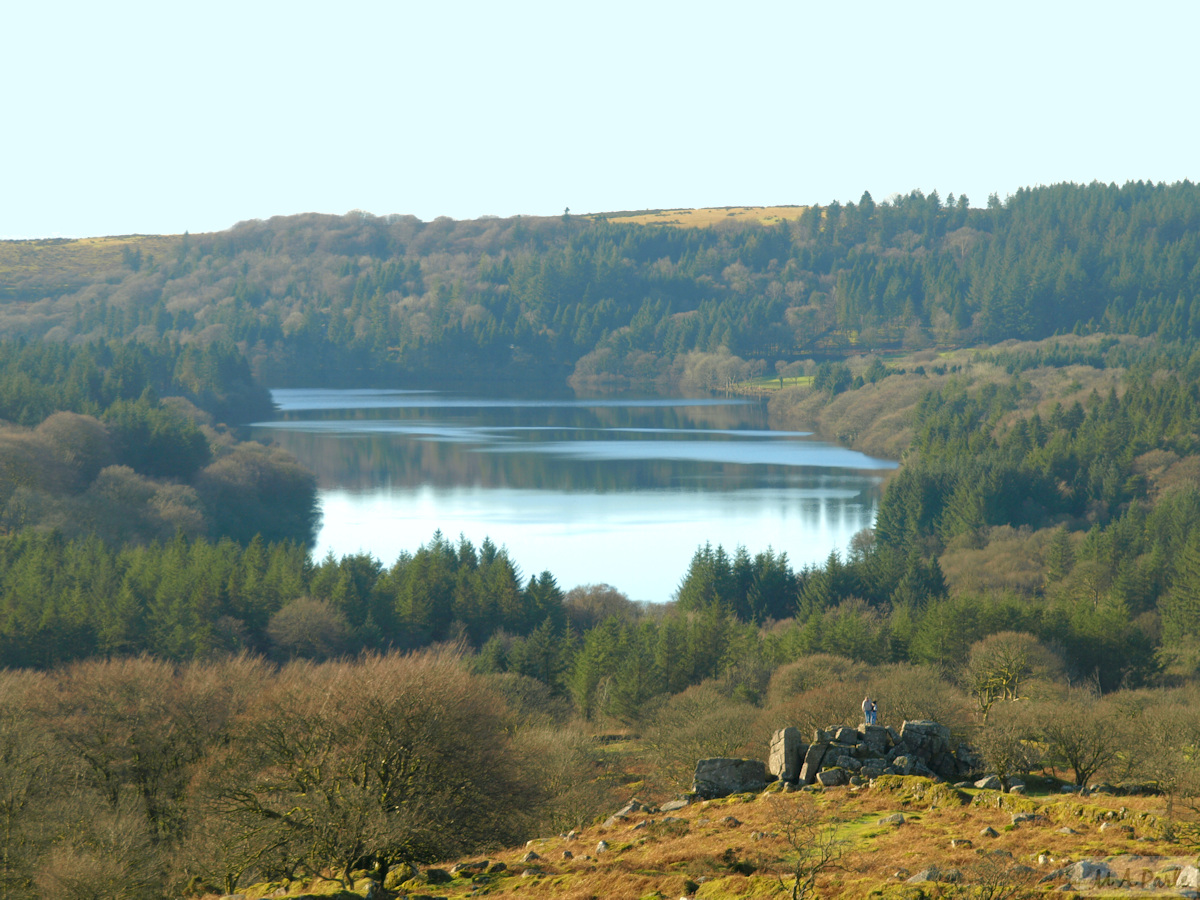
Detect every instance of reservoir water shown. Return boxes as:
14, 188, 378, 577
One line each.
251, 389, 897, 603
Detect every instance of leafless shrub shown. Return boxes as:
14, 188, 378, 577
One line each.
643, 683, 762, 792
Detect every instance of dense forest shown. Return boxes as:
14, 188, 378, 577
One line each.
4, 182, 1200, 899
3, 181, 1200, 388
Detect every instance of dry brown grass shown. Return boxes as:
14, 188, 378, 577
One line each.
0, 234, 181, 281
599, 206, 809, 229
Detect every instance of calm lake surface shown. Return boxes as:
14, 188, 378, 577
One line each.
251, 389, 897, 603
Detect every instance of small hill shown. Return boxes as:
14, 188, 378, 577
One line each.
209, 776, 1197, 899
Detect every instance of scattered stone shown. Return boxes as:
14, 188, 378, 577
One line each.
975, 775, 1002, 791
603, 814, 629, 828
487, 861, 507, 873
596, 841, 609, 854
566, 830, 579, 840
521, 868, 541, 878
906, 866, 942, 883
632, 820, 650, 830
980, 826, 999, 837
1038, 854, 1054, 865
693, 757, 767, 799
950, 838, 972, 848
1009, 784, 1027, 795
660, 799, 689, 812
879, 813, 905, 826
1178, 866, 1200, 889
721, 816, 741, 827
616, 799, 652, 816
521, 851, 540, 862
751, 830, 766, 840
1063, 860, 1114, 882
1011, 813, 1040, 825
562, 850, 573, 860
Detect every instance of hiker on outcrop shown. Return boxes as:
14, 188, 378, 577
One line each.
862, 696, 874, 725
871, 699, 878, 725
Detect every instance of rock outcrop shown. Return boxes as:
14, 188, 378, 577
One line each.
695, 719, 982, 800
767, 719, 983, 788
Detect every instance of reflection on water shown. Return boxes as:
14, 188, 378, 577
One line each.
252, 389, 897, 603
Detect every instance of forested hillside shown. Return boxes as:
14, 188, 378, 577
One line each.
3, 182, 1199, 389
4, 184, 1200, 899
0, 340, 317, 545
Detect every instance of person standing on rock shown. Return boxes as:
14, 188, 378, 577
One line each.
870, 698, 878, 726
863, 696, 874, 725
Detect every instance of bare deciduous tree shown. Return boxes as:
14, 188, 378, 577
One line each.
767, 795, 845, 900
192, 650, 539, 890
1034, 693, 1121, 787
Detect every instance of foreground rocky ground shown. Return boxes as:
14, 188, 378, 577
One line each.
206, 773, 1200, 900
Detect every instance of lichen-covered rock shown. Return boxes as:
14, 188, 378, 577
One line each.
799, 742, 828, 785
899, 720, 951, 757
768, 727, 805, 781
693, 757, 767, 799
975, 775, 1002, 790
862, 724, 890, 755
833, 725, 858, 744
816, 767, 847, 787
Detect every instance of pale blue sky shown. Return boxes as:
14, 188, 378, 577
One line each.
4, 1, 1197, 238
